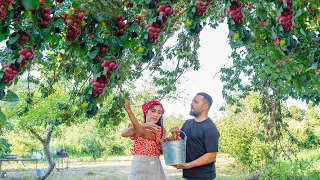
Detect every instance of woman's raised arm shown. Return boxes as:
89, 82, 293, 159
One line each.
124, 99, 155, 140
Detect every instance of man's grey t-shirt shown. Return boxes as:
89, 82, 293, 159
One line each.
181, 118, 220, 180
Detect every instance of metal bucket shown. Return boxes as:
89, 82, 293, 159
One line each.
161, 131, 187, 165
36, 169, 45, 177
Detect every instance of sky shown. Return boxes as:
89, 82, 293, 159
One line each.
0, 22, 307, 119
159, 22, 233, 119
148, 22, 307, 120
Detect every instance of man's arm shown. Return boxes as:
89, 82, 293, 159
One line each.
174, 121, 219, 169
173, 152, 217, 169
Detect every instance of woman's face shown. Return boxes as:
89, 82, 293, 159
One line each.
146, 105, 163, 123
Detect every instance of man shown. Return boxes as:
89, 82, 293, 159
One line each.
171, 92, 220, 180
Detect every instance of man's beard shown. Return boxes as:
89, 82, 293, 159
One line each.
189, 110, 201, 117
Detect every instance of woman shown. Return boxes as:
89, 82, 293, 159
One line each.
121, 99, 168, 180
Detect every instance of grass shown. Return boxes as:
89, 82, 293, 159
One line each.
293, 147, 320, 173
256, 147, 320, 180
5, 149, 319, 180
85, 170, 95, 176
295, 147, 320, 162
1, 154, 250, 180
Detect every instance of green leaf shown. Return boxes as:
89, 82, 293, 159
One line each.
282, 122, 289, 128
300, 28, 306, 36
54, 19, 65, 29
191, 6, 196, 13
88, 50, 98, 59
0, 110, 6, 128
283, 1, 287, 7
203, 22, 207, 26
56, 117, 62, 124
285, 73, 291, 81
294, 9, 302, 18
123, 40, 131, 48
158, 13, 163, 20
93, 73, 101, 80
299, 75, 307, 82
17, 56, 23, 63
145, 0, 152, 4
43, 33, 52, 42
1, 90, 20, 101
271, 26, 277, 38
257, 133, 265, 141
0, 33, 6, 41
21, 0, 39, 10
305, 62, 318, 72
8, 36, 18, 45
102, 69, 107, 75
51, 34, 59, 44
277, 7, 283, 16
149, 17, 157, 24
131, 39, 138, 47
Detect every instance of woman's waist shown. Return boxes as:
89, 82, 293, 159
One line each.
131, 150, 161, 156
132, 155, 161, 161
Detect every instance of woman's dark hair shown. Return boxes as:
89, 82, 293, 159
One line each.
143, 104, 164, 138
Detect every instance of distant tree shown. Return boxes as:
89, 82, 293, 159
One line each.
287, 105, 306, 121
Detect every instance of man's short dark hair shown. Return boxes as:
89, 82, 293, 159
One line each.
196, 92, 213, 109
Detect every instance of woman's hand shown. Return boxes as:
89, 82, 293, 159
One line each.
143, 122, 161, 133
124, 98, 131, 112
170, 127, 180, 137
122, 98, 156, 140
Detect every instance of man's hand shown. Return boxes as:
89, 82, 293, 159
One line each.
172, 163, 192, 169
143, 122, 161, 133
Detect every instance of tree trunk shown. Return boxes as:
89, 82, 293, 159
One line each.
30, 125, 56, 180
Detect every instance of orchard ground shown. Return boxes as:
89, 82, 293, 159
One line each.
1, 154, 250, 180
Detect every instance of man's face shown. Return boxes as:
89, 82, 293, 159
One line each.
189, 95, 206, 117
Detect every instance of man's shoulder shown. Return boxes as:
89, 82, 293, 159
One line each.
183, 119, 194, 125
203, 118, 219, 130
202, 118, 215, 125
181, 119, 194, 129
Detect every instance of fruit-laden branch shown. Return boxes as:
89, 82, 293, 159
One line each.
151, 2, 191, 57
139, 4, 191, 74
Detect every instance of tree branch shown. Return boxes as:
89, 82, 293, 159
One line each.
105, 0, 119, 12
45, 125, 54, 145
29, 127, 45, 144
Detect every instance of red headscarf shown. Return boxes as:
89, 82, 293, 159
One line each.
142, 100, 165, 116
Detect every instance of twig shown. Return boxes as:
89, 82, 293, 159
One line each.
158, 69, 184, 101
212, 71, 221, 80
105, 0, 119, 12
64, 72, 92, 113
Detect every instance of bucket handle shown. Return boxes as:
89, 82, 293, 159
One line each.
180, 130, 187, 145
